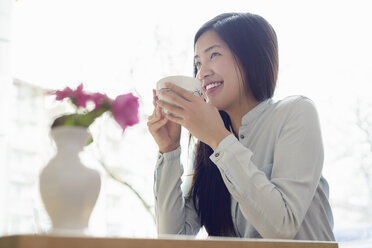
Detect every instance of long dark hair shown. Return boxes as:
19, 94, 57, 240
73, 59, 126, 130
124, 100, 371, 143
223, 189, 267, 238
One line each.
188, 12, 279, 236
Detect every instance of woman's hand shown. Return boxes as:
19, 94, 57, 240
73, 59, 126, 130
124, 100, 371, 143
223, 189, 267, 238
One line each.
157, 82, 230, 150
147, 89, 181, 153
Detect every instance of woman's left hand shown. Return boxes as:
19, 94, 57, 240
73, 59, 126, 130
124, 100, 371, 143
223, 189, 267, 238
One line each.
157, 82, 231, 150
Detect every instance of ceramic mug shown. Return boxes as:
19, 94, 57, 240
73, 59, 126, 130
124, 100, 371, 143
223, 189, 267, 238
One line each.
156, 75, 202, 115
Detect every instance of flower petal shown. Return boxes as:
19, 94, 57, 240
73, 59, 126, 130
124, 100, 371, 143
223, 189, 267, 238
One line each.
74, 83, 90, 108
112, 93, 139, 132
55, 87, 74, 100
90, 93, 112, 109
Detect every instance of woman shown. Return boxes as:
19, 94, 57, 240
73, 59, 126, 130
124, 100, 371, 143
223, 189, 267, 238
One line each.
147, 12, 335, 240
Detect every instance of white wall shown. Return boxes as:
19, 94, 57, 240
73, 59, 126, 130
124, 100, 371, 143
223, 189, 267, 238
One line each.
0, 0, 13, 235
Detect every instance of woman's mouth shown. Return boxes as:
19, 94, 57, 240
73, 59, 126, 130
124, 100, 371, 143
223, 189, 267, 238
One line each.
205, 81, 224, 94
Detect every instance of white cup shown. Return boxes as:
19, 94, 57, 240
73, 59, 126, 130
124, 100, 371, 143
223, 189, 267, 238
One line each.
156, 75, 202, 115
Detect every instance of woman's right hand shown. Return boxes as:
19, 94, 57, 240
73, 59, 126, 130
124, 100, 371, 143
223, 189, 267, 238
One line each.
147, 89, 181, 153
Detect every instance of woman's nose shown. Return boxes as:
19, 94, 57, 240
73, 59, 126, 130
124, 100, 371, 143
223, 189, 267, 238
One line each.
196, 65, 213, 81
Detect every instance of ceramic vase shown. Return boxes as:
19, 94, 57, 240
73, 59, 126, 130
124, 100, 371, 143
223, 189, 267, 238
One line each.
39, 126, 101, 234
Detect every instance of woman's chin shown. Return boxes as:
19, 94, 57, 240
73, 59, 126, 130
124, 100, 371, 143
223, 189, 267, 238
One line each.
206, 99, 224, 111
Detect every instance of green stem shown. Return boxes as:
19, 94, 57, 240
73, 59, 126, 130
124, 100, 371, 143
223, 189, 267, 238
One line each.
98, 159, 156, 224
52, 105, 110, 128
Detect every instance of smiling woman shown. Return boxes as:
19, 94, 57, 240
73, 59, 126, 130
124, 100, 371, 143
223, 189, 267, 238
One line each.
148, 12, 335, 240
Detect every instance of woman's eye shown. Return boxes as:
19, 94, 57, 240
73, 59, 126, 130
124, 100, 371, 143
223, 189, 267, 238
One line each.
195, 61, 202, 68
210, 52, 221, 59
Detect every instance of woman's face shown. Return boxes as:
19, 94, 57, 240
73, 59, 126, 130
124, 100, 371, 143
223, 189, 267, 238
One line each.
194, 30, 247, 112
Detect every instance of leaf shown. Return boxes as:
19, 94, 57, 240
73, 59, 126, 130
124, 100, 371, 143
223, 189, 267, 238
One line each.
51, 100, 112, 129
86, 136, 94, 145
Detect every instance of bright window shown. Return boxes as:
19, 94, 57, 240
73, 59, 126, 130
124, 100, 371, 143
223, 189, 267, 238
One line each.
3, 0, 372, 242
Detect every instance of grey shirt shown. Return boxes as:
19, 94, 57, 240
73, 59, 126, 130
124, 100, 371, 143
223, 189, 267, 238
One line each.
153, 96, 335, 241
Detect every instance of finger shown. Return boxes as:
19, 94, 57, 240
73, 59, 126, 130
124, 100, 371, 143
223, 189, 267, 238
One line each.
156, 104, 163, 118
153, 89, 159, 107
153, 89, 159, 99
165, 113, 183, 125
147, 115, 160, 124
148, 106, 161, 123
148, 117, 168, 130
157, 100, 184, 117
147, 114, 162, 124
158, 88, 190, 110
147, 112, 154, 120
147, 111, 166, 124
152, 105, 159, 120
201, 92, 207, 102
164, 82, 201, 102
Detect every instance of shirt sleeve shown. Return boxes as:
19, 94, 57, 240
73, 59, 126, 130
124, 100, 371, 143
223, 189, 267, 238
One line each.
210, 98, 324, 239
154, 146, 201, 236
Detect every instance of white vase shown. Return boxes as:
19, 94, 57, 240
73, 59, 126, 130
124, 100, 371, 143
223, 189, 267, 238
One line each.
39, 126, 101, 234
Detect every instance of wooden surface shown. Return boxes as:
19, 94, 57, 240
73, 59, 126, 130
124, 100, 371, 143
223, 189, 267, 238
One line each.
0, 235, 338, 248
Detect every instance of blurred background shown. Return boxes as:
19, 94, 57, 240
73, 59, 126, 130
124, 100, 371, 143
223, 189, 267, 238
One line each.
0, 0, 371, 246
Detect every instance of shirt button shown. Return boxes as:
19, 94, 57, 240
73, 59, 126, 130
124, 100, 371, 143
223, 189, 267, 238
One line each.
240, 134, 245, 139
215, 153, 220, 157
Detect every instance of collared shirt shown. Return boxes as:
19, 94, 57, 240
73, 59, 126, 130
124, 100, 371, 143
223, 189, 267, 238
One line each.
153, 96, 335, 241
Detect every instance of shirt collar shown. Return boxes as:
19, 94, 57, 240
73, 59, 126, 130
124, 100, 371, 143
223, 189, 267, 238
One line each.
241, 98, 273, 126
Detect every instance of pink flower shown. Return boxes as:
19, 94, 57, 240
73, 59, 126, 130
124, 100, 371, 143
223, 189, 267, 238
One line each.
52, 83, 140, 132
112, 93, 139, 132
90, 93, 112, 109
74, 83, 90, 108
53, 83, 90, 108
55, 87, 74, 100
